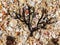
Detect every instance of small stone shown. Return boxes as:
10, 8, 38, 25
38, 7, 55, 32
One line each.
16, 32, 20, 36
6, 36, 15, 45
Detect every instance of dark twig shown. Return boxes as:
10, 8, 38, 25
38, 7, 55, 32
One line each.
7, 3, 56, 36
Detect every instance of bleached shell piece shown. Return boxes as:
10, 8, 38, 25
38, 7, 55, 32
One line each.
51, 32, 57, 38
37, 0, 42, 4
20, 0, 25, 4
0, 13, 2, 17
24, 42, 30, 45
29, 1, 35, 7
23, 37, 27, 43
0, 18, 2, 21
56, 11, 59, 16
33, 43, 36, 45
35, 32, 40, 39
54, 21, 60, 29
2, 8, 7, 13
20, 28, 23, 32
0, 30, 3, 36
56, 21, 60, 26
10, 0, 14, 3
16, 28, 20, 32
9, 19, 17, 27
18, 43, 22, 45
7, 27, 13, 31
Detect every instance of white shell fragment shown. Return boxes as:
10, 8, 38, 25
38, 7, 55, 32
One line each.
0, 13, 2, 17
0, 18, 2, 21
35, 32, 40, 39
6, 26, 13, 31
9, 19, 17, 27
0, 30, 3, 36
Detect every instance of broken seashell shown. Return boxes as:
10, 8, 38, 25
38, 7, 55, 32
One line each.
9, 19, 17, 27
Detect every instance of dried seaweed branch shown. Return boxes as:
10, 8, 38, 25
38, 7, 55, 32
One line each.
7, 4, 56, 36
